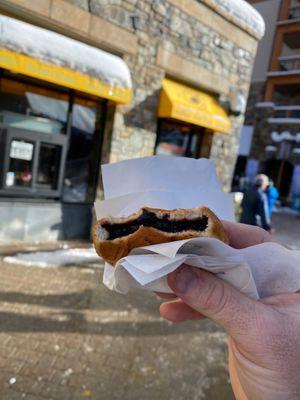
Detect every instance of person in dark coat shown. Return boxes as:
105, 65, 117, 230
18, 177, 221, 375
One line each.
240, 174, 271, 231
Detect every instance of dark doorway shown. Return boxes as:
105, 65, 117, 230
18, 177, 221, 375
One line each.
262, 158, 294, 198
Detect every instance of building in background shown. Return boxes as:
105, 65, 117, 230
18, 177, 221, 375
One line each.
0, 0, 264, 242
235, 0, 300, 205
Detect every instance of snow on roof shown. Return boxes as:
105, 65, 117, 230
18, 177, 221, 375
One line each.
0, 15, 132, 89
200, 0, 265, 39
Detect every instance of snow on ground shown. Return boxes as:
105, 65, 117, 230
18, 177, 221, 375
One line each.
0, 15, 131, 89
3, 248, 100, 268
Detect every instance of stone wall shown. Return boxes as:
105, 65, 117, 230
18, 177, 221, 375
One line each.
210, 116, 245, 189
244, 81, 265, 125
64, 0, 259, 190
250, 104, 274, 160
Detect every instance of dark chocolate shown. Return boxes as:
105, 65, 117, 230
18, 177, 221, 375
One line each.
102, 209, 208, 240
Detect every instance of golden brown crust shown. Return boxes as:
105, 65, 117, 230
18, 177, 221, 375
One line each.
93, 206, 229, 265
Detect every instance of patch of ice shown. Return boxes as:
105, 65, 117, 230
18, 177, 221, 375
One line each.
9, 377, 16, 385
3, 248, 100, 268
63, 368, 73, 377
83, 343, 93, 353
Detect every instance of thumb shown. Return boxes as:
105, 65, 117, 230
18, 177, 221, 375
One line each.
168, 266, 265, 340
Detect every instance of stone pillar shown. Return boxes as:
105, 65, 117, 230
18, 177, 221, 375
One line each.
210, 115, 245, 191
250, 103, 275, 160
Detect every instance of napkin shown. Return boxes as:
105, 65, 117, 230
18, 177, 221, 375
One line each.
95, 156, 300, 299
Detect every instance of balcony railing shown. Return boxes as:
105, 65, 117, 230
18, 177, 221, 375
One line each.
267, 105, 300, 125
279, 55, 300, 71
289, 4, 300, 19
274, 105, 300, 118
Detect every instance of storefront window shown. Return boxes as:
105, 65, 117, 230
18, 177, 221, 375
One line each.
63, 99, 99, 203
0, 78, 68, 134
0, 76, 105, 202
155, 120, 203, 158
7, 140, 34, 187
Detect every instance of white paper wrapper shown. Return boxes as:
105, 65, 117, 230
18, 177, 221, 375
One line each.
95, 156, 300, 299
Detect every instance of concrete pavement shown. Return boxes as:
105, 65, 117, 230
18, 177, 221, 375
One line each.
0, 260, 232, 400
272, 210, 300, 249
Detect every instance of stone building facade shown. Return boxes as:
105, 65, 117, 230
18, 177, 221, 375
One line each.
0, 0, 264, 241
97, 0, 264, 190
1, 0, 264, 191
1, 0, 263, 190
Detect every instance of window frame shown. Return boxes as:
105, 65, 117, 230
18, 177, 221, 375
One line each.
0, 126, 67, 198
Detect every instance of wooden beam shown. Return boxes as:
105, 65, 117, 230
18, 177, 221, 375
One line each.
267, 75, 300, 85
269, 29, 284, 71
277, 21, 300, 33
265, 81, 275, 102
265, 74, 300, 101
279, 0, 292, 21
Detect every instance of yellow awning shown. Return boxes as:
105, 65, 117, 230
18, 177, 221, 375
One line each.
0, 48, 131, 104
0, 16, 132, 104
158, 79, 231, 133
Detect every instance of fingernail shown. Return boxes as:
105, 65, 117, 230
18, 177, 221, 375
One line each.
174, 268, 200, 294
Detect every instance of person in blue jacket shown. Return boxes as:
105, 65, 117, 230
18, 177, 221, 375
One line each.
266, 180, 279, 217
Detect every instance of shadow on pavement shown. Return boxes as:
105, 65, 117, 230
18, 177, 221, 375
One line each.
0, 310, 217, 336
0, 286, 172, 315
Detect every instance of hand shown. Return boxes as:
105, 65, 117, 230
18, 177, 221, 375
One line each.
159, 222, 300, 400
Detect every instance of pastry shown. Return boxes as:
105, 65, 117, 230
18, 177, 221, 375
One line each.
93, 206, 229, 265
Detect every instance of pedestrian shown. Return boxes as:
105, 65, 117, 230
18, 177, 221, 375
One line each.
240, 174, 271, 231
158, 221, 300, 400
266, 180, 279, 217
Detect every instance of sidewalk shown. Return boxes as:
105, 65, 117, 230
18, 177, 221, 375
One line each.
0, 258, 232, 400
272, 210, 300, 249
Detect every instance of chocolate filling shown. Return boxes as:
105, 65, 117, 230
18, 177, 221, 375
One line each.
102, 209, 209, 240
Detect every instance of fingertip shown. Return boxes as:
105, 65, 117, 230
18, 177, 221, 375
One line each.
160, 300, 205, 322
159, 302, 174, 321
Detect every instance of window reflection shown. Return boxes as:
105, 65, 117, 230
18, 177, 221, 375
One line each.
0, 77, 103, 202
0, 79, 68, 134
63, 101, 97, 203
37, 144, 61, 189
155, 121, 200, 158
